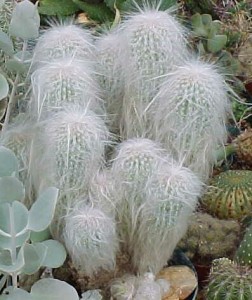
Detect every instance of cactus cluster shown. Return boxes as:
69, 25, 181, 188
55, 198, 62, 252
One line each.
235, 222, 252, 267
0, 1, 236, 291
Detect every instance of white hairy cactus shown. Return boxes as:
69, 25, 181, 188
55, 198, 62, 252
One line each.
95, 29, 125, 134
30, 105, 110, 240
31, 21, 95, 68
118, 4, 189, 138
152, 59, 232, 181
132, 160, 203, 274
63, 203, 118, 276
110, 138, 168, 251
30, 57, 103, 120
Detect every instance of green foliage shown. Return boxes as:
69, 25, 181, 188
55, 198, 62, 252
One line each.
38, 0, 79, 16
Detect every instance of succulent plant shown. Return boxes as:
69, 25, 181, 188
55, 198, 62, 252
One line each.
178, 212, 241, 263
235, 222, 252, 267
30, 57, 103, 120
152, 59, 231, 181
205, 257, 252, 300
117, 5, 189, 138
63, 202, 118, 276
235, 129, 252, 166
202, 170, 252, 220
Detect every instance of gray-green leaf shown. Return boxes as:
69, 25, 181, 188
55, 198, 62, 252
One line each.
0, 177, 25, 204
40, 240, 66, 268
30, 227, 51, 243
9, 0, 40, 40
28, 187, 59, 232
0, 146, 19, 177
2, 287, 32, 300
30, 278, 79, 300
0, 74, 9, 101
0, 246, 24, 273
0, 30, 14, 56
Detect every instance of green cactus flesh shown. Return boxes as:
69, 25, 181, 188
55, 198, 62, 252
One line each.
202, 170, 252, 220
236, 223, 252, 267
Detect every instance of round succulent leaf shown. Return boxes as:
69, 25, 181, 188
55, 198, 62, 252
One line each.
0, 177, 25, 204
207, 35, 227, 53
21, 243, 47, 275
0, 146, 19, 177
30, 278, 79, 300
191, 13, 208, 37
9, 0, 40, 40
30, 227, 51, 243
0, 74, 9, 101
0, 246, 24, 273
0, 30, 14, 56
28, 187, 59, 232
1, 287, 32, 300
5, 59, 27, 74
40, 240, 66, 268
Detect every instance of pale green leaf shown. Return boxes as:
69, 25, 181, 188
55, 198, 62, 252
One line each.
21, 243, 47, 275
0, 146, 18, 177
207, 34, 227, 53
0, 246, 24, 273
28, 187, 59, 232
5, 59, 26, 73
0, 74, 9, 101
0, 30, 14, 55
9, 0, 40, 40
41, 240, 66, 268
2, 287, 32, 300
0, 177, 25, 204
30, 278, 79, 300
30, 227, 51, 243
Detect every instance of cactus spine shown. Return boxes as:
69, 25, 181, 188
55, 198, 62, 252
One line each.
206, 258, 252, 300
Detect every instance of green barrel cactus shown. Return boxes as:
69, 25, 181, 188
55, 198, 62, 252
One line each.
235, 223, 252, 267
152, 59, 232, 181
206, 258, 252, 300
63, 203, 118, 276
31, 58, 103, 120
118, 6, 188, 139
202, 170, 252, 220
31, 21, 95, 68
132, 161, 202, 274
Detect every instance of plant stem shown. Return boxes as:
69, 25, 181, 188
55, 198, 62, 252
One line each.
2, 40, 27, 133
9, 204, 18, 288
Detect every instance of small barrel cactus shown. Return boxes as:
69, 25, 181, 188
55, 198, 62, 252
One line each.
235, 222, 252, 267
30, 58, 103, 120
178, 212, 241, 263
206, 258, 252, 299
132, 161, 203, 274
118, 5, 188, 138
235, 129, 252, 166
63, 203, 118, 276
31, 21, 95, 68
152, 59, 232, 181
202, 170, 252, 220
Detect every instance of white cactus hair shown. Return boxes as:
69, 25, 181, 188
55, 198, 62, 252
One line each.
31, 19, 95, 68
31, 105, 110, 195
95, 28, 125, 134
152, 58, 232, 181
30, 57, 103, 120
118, 1, 189, 138
63, 202, 119, 276
132, 159, 203, 274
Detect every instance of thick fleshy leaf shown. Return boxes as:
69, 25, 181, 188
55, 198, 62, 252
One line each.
0, 202, 29, 250
28, 187, 58, 232
0, 74, 9, 101
21, 243, 47, 275
2, 287, 32, 300
0, 30, 14, 56
39, 0, 79, 16
0, 146, 18, 177
0, 247, 24, 273
207, 35, 227, 53
40, 240, 66, 268
30, 227, 51, 243
30, 278, 79, 300
9, 0, 40, 40
5, 59, 26, 74
0, 177, 25, 204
